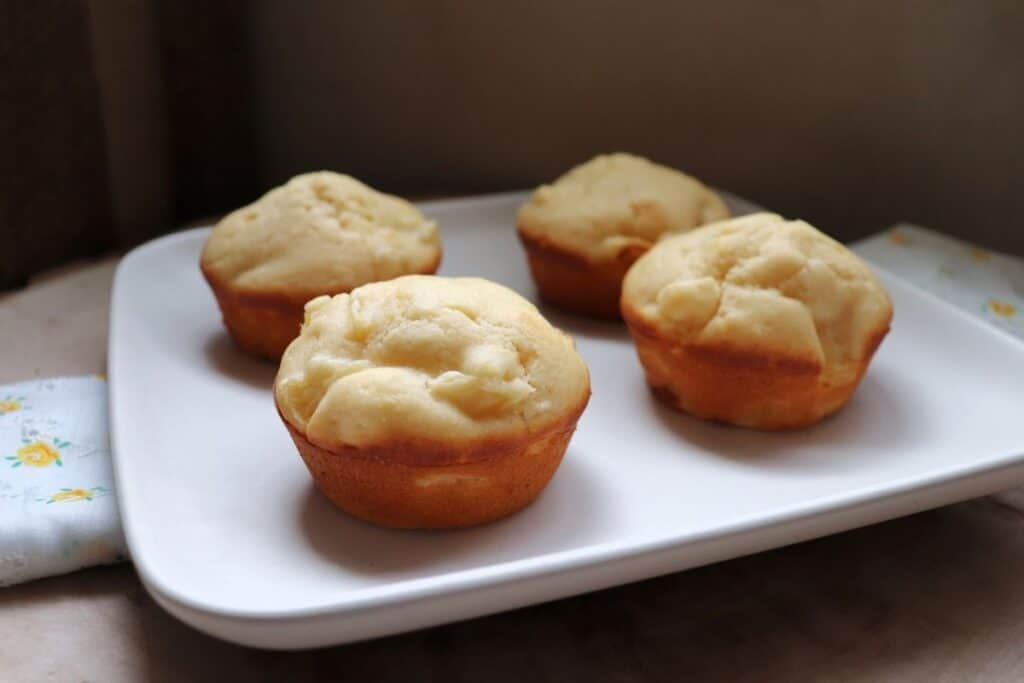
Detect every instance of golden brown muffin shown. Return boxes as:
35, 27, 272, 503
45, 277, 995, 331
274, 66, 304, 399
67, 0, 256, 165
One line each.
274, 275, 591, 529
200, 171, 441, 360
621, 213, 893, 430
517, 153, 729, 318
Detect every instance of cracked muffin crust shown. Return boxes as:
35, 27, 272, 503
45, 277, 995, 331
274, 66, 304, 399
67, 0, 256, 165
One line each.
517, 153, 729, 318
621, 212, 893, 430
200, 171, 441, 360
275, 275, 591, 528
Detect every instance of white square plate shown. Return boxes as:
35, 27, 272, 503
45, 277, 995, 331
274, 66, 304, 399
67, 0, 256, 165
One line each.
109, 191, 1024, 649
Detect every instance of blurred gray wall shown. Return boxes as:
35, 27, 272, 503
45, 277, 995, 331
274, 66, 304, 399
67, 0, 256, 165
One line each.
4, 1, 1022, 288
247, 1, 1024, 248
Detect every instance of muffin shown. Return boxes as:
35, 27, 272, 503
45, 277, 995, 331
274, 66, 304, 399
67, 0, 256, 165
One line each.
621, 213, 893, 430
517, 153, 729, 319
274, 275, 591, 529
200, 171, 441, 360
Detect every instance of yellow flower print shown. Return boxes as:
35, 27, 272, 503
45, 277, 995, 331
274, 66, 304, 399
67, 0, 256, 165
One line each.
47, 488, 95, 503
971, 248, 990, 262
888, 230, 910, 246
39, 486, 109, 504
989, 299, 1017, 318
6, 439, 68, 468
0, 395, 25, 415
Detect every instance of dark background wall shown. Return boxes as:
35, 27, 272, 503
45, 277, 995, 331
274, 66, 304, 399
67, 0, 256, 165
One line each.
3, 0, 115, 288
2, 0, 1022, 289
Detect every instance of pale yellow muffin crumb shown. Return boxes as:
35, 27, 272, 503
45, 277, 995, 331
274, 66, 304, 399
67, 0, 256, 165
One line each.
623, 212, 891, 385
275, 275, 590, 450
517, 153, 729, 264
201, 171, 440, 298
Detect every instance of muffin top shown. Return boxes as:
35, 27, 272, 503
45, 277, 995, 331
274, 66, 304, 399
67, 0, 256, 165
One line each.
622, 213, 892, 380
275, 275, 590, 451
517, 153, 729, 263
200, 171, 440, 300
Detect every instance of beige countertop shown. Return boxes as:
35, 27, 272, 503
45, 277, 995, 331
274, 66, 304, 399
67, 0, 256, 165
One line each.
2, 255, 1024, 682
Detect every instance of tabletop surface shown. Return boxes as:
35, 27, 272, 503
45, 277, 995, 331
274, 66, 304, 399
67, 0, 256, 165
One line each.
2, 254, 1024, 682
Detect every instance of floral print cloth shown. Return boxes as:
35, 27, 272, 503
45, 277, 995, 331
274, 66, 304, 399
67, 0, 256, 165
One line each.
852, 224, 1023, 339
0, 224, 1020, 587
0, 376, 126, 586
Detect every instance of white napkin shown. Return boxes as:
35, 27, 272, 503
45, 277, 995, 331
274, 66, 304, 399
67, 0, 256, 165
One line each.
0, 376, 126, 586
853, 224, 1023, 340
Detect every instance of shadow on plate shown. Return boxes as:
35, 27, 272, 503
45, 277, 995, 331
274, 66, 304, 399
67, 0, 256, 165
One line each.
646, 371, 919, 471
535, 302, 631, 343
202, 331, 276, 389
296, 452, 606, 577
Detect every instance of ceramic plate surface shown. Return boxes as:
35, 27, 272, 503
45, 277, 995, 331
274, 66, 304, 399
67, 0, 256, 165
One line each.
109, 191, 1024, 649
